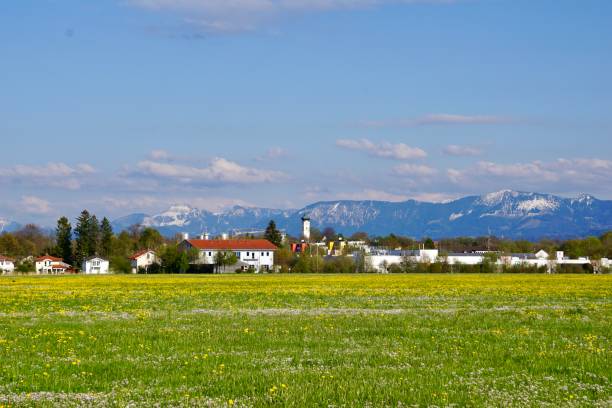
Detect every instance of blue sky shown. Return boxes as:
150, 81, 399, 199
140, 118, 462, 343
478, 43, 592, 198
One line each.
1, 0, 612, 225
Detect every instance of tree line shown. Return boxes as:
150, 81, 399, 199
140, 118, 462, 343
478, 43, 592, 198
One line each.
2, 215, 612, 273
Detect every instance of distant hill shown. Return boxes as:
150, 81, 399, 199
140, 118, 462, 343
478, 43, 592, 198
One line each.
111, 190, 612, 240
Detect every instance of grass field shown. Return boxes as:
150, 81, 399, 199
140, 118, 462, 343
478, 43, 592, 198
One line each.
0, 274, 610, 407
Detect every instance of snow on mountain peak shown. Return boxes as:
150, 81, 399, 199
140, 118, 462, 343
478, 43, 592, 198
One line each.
165, 205, 195, 215
142, 204, 201, 227
478, 190, 519, 206
516, 197, 559, 212
575, 193, 595, 205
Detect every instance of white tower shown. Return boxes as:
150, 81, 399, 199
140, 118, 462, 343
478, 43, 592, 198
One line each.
301, 215, 311, 242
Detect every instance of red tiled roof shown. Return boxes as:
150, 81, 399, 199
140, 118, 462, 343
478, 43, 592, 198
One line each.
36, 255, 63, 262
129, 249, 155, 260
0, 255, 14, 262
186, 239, 278, 251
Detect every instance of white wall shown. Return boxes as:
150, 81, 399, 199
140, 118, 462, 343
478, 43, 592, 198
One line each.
83, 258, 110, 274
0, 260, 14, 274
131, 251, 159, 273
197, 249, 275, 271
445, 255, 484, 265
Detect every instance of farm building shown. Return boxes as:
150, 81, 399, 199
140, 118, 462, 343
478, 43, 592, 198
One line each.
180, 237, 277, 273
35, 256, 71, 274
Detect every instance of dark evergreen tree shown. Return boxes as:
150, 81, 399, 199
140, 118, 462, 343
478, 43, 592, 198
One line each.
264, 220, 283, 247
55, 216, 73, 265
74, 210, 92, 265
89, 215, 100, 256
423, 237, 436, 250
100, 217, 113, 258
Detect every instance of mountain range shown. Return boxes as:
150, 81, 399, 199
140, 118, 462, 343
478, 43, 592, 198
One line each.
110, 191, 612, 240
3, 191, 612, 240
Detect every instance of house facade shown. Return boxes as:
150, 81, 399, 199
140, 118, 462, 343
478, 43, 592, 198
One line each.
129, 249, 159, 273
0, 256, 15, 274
82, 257, 110, 274
180, 238, 277, 272
35, 256, 71, 274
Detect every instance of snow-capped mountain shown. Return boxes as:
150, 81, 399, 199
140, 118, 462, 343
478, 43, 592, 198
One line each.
0, 218, 21, 233
111, 191, 612, 240
112, 205, 294, 238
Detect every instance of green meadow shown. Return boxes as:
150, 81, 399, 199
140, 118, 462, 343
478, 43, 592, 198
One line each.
0, 274, 610, 407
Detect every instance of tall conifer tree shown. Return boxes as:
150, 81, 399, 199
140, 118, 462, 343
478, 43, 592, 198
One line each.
55, 216, 73, 265
74, 210, 91, 265
100, 217, 113, 257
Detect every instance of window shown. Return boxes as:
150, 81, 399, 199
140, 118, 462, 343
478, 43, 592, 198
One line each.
252, 253, 255, 259
266, 252, 269, 256
208, 252, 212, 257
261, 252, 264, 256
246, 252, 250, 256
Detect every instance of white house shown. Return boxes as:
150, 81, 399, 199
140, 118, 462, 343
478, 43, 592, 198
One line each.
35, 256, 71, 274
82, 257, 110, 275
180, 238, 277, 272
129, 249, 159, 273
0, 256, 15, 274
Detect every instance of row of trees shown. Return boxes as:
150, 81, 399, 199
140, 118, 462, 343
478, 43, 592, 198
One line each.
2, 215, 612, 273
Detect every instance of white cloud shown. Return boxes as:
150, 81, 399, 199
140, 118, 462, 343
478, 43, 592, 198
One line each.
101, 195, 254, 213
415, 114, 514, 126
21, 196, 51, 214
337, 189, 409, 202
128, 0, 458, 33
150, 149, 171, 160
76, 163, 97, 174
336, 138, 427, 160
392, 163, 438, 176
360, 114, 516, 128
447, 158, 612, 193
443, 144, 483, 157
256, 147, 288, 161
0, 162, 95, 190
408, 192, 457, 203
135, 157, 287, 184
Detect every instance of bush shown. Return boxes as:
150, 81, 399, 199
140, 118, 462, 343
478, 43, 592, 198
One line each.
556, 264, 594, 274
16, 260, 35, 273
110, 256, 131, 274
502, 265, 548, 274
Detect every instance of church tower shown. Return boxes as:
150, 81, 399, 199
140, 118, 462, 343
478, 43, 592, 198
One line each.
301, 215, 311, 242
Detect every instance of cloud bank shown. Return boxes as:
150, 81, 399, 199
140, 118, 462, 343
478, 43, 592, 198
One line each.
336, 138, 427, 160
135, 157, 287, 184
128, 0, 458, 33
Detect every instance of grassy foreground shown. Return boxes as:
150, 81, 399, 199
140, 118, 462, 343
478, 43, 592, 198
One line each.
0, 274, 610, 407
